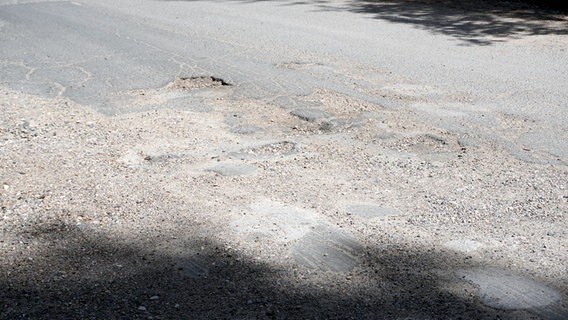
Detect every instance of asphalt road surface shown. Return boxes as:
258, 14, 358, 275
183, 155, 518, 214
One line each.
0, 0, 567, 319
1, 0, 567, 157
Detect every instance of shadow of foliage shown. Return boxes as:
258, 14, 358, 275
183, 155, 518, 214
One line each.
346, 0, 568, 45
162, 0, 567, 45
1, 221, 558, 319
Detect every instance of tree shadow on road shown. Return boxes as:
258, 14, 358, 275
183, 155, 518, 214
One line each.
344, 0, 568, 45
163, 0, 567, 45
1, 221, 563, 319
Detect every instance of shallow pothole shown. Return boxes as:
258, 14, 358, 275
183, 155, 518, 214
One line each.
383, 133, 462, 156
166, 76, 232, 91
290, 108, 331, 123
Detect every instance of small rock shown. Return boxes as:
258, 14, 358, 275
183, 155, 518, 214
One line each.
150, 295, 159, 300
138, 306, 147, 311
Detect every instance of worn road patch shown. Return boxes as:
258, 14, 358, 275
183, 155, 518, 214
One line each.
457, 268, 562, 312
206, 162, 257, 177
291, 224, 363, 273
231, 200, 320, 243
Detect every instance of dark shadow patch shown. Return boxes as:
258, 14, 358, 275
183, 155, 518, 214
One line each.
347, 0, 568, 45
1, 221, 566, 319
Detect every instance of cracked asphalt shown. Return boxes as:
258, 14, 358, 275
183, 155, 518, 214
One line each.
0, 0, 567, 319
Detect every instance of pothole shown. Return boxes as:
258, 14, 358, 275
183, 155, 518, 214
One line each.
290, 108, 332, 123
385, 133, 462, 156
403, 134, 449, 152
166, 76, 232, 91
113, 75, 232, 112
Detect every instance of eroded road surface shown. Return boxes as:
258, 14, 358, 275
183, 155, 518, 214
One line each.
1, 0, 567, 319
